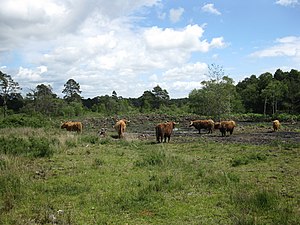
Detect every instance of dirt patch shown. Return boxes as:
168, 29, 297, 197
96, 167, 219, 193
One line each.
84, 115, 300, 145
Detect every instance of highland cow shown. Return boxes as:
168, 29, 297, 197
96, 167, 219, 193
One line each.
272, 120, 280, 132
61, 121, 83, 133
189, 119, 214, 134
155, 121, 177, 143
214, 120, 236, 137
114, 119, 129, 138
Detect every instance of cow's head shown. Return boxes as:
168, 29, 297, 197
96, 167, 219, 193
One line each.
214, 122, 221, 129
189, 121, 194, 127
124, 119, 130, 124
61, 122, 67, 129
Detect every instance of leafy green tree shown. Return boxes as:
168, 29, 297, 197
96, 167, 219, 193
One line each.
152, 85, 169, 100
0, 71, 21, 117
112, 90, 118, 99
258, 72, 273, 91
138, 91, 156, 113
285, 69, 300, 113
274, 69, 286, 81
261, 80, 286, 115
152, 85, 170, 109
237, 69, 300, 114
25, 84, 61, 116
62, 79, 82, 102
236, 75, 260, 113
189, 64, 243, 118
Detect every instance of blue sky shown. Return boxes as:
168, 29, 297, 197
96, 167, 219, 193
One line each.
0, 0, 299, 98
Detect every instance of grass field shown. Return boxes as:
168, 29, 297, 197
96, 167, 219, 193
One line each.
0, 126, 300, 224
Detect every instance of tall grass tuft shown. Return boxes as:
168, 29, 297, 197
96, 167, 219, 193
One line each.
0, 157, 23, 214
134, 149, 166, 167
228, 186, 299, 224
231, 152, 266, 167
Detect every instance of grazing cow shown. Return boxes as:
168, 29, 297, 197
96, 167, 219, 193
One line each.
272, 120, 280, 132
214, 120, 236, 137
189, 119, 214, 134
155, 121, 177, 143
114, 119, 129, 138
61, 121, 83, 133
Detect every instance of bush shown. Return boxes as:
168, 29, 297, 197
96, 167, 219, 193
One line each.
0, 114, 52, 128
0, 136, 54, 158
231, 113, 270, 122
273, 113, 298, 122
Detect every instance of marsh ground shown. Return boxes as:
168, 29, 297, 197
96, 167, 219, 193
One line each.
1, 115, 299, 224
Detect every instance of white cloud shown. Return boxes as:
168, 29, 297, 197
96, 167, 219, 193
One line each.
162, 62, 208, 81
250, 36, 300, 60
0, 0, 227, 98
15, 66, 46, 83
201, 3, 221, 15
154, 62, 209, 98
143, 25, 225, 52
169, 7, 184, 23
275, 0, 299, 6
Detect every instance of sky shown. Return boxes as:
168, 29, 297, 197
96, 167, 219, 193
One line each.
0, 0, 300, 99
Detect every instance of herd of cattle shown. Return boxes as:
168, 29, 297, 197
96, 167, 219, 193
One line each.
61, 118, 281, 143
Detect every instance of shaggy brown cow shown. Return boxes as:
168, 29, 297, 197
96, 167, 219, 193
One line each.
214, 120, 236, 137
114, 119, 129, 138
189, 119, 214, 134
61, 121, 83, 133
155, 121, 177, 143
272, 120, 280, 132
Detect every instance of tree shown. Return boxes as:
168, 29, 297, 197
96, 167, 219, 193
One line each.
138, 91, 156, 112
152, 85, 170, 109
261, 80, 286, 115
189, 64, 242, 118
281, 69, 300, 113
236, 75, 260, 113
62, 79, 82, 102
26, 84, 60, 116
0, 71, 21, 117
152, 85, 170, 101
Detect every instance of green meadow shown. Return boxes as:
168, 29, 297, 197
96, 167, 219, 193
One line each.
0, 127, 299, 225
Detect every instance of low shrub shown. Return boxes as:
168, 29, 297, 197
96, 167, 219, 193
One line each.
0, 114, 52, 128
273, 113, 299, 122
81, 134, 101, 144
0, 136, 54, 158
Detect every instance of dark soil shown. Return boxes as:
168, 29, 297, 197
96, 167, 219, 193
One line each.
84, 115, 300, 146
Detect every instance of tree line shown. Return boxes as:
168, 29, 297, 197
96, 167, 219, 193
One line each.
1, 66, 300, 119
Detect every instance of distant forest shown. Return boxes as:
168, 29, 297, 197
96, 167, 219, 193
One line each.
1, 67, 300, 119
